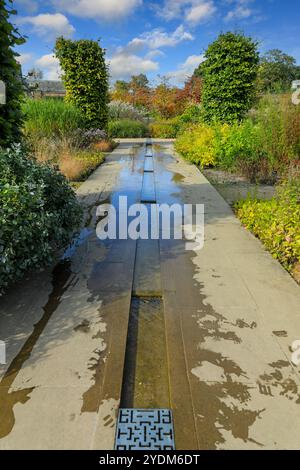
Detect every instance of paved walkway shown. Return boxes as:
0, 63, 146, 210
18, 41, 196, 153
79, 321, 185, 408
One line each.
0, 139, 300, 449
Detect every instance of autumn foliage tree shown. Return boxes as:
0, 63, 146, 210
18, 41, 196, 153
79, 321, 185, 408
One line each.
111, 73, 202, 119
129, 74, 149, 104
176, 75, 202, 108
111, 74, 151, 108
111, 80, 131, 103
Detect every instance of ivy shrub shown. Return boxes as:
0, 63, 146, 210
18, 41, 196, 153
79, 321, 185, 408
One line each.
0, 0, 25, 147
201, 32, 259, 124
0, 145, 82, 293
235, 179, 300, 272
55, 38, 109, 129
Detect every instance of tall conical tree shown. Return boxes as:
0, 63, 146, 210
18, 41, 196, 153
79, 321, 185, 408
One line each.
201, 32, 259, 124
0, 0, 25, 147
55, 38, 109, 130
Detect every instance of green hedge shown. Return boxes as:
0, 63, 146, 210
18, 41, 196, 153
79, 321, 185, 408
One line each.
108, 119, 148, 138
0, 145, 82, 293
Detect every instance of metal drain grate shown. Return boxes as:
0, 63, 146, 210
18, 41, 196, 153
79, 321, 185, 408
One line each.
115, 409, 175, 450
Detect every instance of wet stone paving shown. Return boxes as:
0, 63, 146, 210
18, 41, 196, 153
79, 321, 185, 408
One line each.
0, 139, 300, 450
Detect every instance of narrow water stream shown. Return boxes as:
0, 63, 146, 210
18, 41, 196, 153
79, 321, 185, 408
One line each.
120, 141, 170, 410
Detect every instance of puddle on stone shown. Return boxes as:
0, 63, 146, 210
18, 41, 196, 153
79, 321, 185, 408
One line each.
172, 172, 185, 184
0, 141, 146, 440
272, 330, 288, 337
74, 319, 90, 333
0, 260, 76, 439
81, 344, 107, 413
62, 228, 93, 260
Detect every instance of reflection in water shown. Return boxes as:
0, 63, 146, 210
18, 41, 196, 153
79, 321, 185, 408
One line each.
172, 172, 185, 184
62, 228, 93, 260
120, 297, 169, 410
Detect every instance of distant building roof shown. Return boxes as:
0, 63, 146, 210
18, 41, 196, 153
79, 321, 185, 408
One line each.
26, 79, 66, 94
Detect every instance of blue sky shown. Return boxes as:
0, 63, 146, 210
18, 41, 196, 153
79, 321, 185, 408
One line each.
13, 0, 300, 85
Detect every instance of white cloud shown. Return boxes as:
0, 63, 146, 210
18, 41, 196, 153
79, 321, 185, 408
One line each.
157, 0, 217, 25
108, 52, 159, 81
52, 0, 142, 21
145, 50, 165, 59
17, 13, 75, 39
168, 54, 205, 83
127, 25, 194, 52
35, 54, 61, 80
185, 2, 216, 25
225, 0, 254, 21
17, 53, 32, 66
156, 0, 188, 20
108, 25, 193, 81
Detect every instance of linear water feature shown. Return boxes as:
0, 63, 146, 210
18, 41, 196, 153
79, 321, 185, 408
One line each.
117, 142, 173, 449
120, 296, 169, 409
144, 157, 154, 173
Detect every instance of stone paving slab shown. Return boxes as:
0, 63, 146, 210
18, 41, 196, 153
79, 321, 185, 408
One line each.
154, 142, 300, 450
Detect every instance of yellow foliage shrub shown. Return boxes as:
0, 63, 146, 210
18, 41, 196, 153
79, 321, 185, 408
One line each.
175, 123, 226, 168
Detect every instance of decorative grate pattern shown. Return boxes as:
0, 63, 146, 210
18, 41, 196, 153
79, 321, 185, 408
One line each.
115, 409, 175, 450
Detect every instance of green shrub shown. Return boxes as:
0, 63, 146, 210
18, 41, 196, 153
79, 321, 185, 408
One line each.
55, 38, 109, 129
150, 119, 180, 138
176, 93, 300, 181
23, 98, 86, 138
216, 120, 269, 180
177, 104, 202, 124
251, 94, 300, 169
201, 32, 259, 124
150, 106, 202, 138
108, 119, 148, 138
175, 119, 272, 177
0, 145, 82, 293
235, 179, 300, 271
0, 0, 25, 147
217, 95, 300, 180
